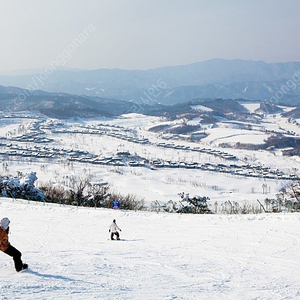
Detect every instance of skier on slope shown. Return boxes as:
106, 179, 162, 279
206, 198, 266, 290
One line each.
0, 217, 28, 272
109, 219, 122, 240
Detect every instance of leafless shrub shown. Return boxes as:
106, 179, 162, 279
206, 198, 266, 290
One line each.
106, 192, 145, 210
217, 201, 261, 214
38, 173, 144, 211
39, 181, 68, 203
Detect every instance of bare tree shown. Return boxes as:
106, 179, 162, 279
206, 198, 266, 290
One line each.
66, 170, 94, 206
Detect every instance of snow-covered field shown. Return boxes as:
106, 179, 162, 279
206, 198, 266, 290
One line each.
1, 110, 300, 209
1, 198, 300, 299
1, 109, 300, 298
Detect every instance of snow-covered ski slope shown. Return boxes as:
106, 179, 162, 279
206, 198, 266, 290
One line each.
1, 198, 300, 299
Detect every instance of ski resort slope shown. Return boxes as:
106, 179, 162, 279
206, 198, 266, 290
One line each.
1, 198, 300, 299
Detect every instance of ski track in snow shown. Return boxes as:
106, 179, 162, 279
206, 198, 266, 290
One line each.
1, 198, 300, 299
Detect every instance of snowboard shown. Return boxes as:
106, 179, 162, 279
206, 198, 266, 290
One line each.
2, 265, 29, 275
18, 264, 29, 273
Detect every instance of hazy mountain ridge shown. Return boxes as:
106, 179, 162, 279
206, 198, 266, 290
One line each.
1, 59, 300, 105
0, 85, 145, 118
1, 84, 300, 122
160, 80, 300, 104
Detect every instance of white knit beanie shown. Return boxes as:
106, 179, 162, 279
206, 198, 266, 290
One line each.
0, 217, 10, 230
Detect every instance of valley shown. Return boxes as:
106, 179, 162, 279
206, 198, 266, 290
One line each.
0, 100, 299, 210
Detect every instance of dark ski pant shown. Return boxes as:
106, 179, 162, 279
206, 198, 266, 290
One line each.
4, 245, 23, 272
111, 231, 120, 240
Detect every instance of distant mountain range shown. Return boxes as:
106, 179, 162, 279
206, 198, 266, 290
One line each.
1, 59, 300, 105
0, 85, 138, 118
0, 84, 257, 119
2, 83, 300, 122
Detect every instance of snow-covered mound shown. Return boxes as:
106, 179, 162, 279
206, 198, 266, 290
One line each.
0, 198, 300, 299
0, 172, 45, 200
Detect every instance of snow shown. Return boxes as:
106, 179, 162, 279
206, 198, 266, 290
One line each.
0, 172, 45, 200
240, 102, 260, 113
202, 127, 268, 145
1, 198, 300, 299
191, 105, 213, 112
1, 111, 300, 298
0, 111, 299, 207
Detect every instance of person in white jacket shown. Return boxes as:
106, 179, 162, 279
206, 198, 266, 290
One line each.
109, 219, 122, 240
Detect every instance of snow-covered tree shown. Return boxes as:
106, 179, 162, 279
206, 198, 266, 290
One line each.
0, 172, 45, 200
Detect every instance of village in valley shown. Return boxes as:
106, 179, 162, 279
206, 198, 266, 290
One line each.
0, 99, 300, 213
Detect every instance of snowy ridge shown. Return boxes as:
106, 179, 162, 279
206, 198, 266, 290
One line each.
1, 197, 300, 299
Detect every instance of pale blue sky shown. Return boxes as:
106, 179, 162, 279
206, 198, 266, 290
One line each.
0, 0, 299, 71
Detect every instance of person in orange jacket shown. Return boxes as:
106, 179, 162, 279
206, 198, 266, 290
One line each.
0, 217, 28, 272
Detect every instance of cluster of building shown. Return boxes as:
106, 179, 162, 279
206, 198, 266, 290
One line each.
0, 117, 296, 180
